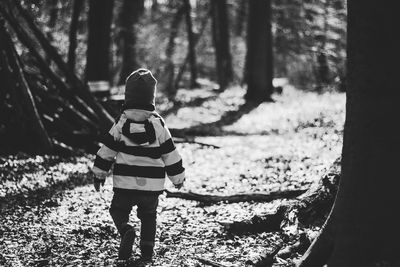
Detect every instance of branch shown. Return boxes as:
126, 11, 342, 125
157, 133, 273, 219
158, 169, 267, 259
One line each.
0, 6, 100, 125
165, 189, 306, 205
0, 18, 53, 153
219, 206, 288, 234
11, 0, 114, 128
219, 158, 341, 235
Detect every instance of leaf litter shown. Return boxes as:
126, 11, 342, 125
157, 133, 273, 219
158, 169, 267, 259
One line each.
0, 85, 345, 266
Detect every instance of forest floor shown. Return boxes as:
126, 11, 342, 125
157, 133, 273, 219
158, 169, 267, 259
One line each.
0, 82, 345, 267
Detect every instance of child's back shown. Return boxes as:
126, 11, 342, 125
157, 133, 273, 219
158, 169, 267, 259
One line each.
91, 68, 185, 262
93, 108, 185, 193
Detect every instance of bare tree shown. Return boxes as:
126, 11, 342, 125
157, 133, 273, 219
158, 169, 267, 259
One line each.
47, 0, 60, 29
183, 0, 199, 88
211, 0, 233, 90
86, 0, 114, 82
234, 0, 247, 37
0, 18, 53, 153
118, 0, 144, 84
298, 1, 400, 266
244, 0, 273, 102
68, 0, 85, 72
163, 4, 185, 96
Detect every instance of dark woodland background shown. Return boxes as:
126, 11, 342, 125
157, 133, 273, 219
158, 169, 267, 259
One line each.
1, 0, 399, 267
0, 0, 347, 154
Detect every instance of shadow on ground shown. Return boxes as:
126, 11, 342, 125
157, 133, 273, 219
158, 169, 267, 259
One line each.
0, 171, 93, 212
170, 101, 262, 137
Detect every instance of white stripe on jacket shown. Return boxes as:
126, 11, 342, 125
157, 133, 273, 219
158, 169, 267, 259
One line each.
92, 109, 185, 193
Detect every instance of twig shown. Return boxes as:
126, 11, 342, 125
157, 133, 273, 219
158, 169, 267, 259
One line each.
195, 257, 230, 267
165, 189, 307, 205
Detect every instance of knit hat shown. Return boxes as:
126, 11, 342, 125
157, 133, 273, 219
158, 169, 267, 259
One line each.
124, 68, 157, 111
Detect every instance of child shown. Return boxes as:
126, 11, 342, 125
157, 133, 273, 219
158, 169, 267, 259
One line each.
91, 68, 185, 261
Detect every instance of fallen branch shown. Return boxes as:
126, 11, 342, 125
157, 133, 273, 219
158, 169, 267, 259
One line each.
12, 0, 114, 127
219, 206, 287, 234
0, 6, 98, 124
195, 257, 230, 267
219, 158, 341, 235
0, 18, 53, 153
165, 189, 306, 205
0, 2, 116, 154
254, 245, 282, 267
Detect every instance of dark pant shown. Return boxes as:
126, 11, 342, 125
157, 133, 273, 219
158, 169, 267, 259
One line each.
109, 191, 159, 248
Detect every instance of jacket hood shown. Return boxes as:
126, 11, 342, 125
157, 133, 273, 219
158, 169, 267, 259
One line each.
113, 109, 162, 146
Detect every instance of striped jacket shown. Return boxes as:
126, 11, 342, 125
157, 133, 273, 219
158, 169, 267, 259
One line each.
92, 109, 185, 194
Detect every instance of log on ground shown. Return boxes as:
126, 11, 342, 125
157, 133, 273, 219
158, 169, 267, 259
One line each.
220, 158, 341, 234
165, 189, 307, 205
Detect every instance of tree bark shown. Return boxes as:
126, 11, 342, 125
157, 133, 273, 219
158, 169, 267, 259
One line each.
151, 0, 158, 19
298, 1, 400, 266
174, 14, 209, 89
297, 207, 335, 267
210, 0, 233, 90
0, 18, 53, 153
314, 0, 330, 92
0, 3, 115, 153
0, 7, 100, 125
183, 0, 198, 88
10, 0, 113, 129
244, 0, 273, 102
163, 4, 185, 97
47, 0, 59, 29
234, 0, 247, 37
86, 0, 114, 82
165, 189, 306, 205
118, 0, 142, 85
68, 0, 84, 72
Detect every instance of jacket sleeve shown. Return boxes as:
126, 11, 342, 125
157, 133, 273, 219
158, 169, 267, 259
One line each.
159, 125, 185, 185
92, 123, 121, 176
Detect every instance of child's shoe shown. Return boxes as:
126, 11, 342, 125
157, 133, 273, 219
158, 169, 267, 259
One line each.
140, 245, 154, 261
118, 228, 136, 260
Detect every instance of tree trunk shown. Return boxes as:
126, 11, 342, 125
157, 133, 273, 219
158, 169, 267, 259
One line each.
0, 5, 102, 125
163, 4, 185, 96
244, 0, 273, 102
86, 0, 114, 82
68, 0, 84, 72
183, 0, 198, 88
166, 189, 306, 205
118, 0, 142, 85
0, 3, 114, 153
0, 18, 53, 153
47, 0, 59, 29
234, 0, 247, 37
174, 14, 209, 90
298, 1, 400, 266
314, 0, 330, 92
10, 1, 114, 127
151, 0, 158, 19
211, 0, 233, 90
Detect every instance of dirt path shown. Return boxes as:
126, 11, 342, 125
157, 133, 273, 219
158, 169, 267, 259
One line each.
0, 86, 345, 267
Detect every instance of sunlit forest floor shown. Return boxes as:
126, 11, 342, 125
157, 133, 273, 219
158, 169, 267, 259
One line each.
0, 83, 345, 267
